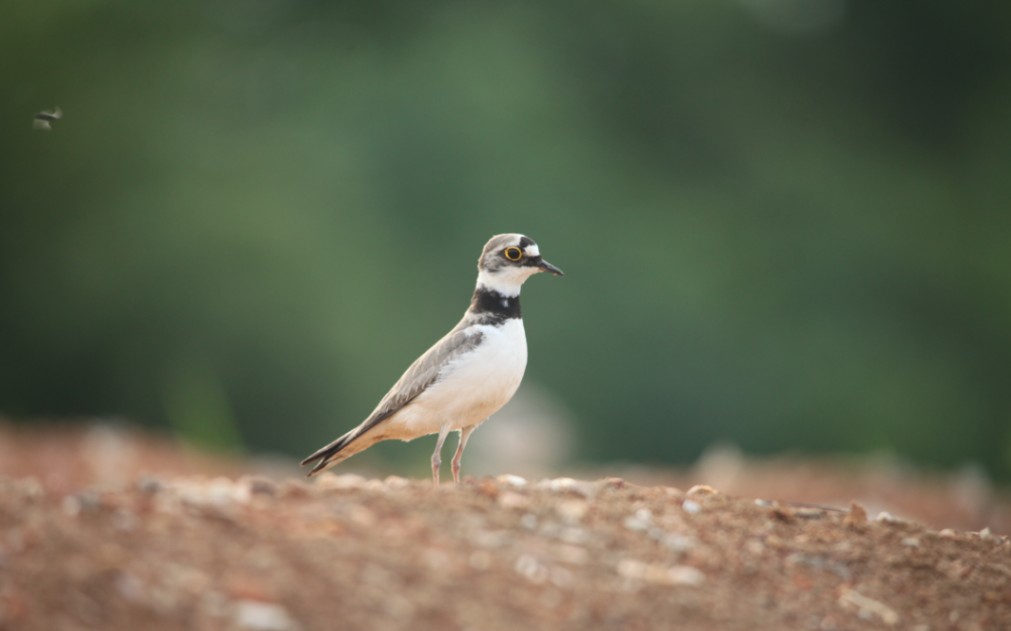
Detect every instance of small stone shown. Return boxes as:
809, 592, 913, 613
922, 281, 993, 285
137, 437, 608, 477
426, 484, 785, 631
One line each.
537, 477, 595, 497
771, 507, 796, 523
793, 507, 827, 519
623, 508, 653, 531
498, 492, 530, 509
873, 509, 905, 525
555, 499, 589, 523
681, 499, 701, 515
559, 527, 590, 545
14, 477, 44, 501
616, 558, 648, 580
137, 475, 163, 494
600, 477, 626, 490
313, 473, 366, 490
497, 474, 528, 488
838, 587, 899, 626
244, 477, 278, 497
383, 476, 410, 489
687, 484, 718, 496
844, 503, 868, 526
477, 478, 499, 497
901, 537, 920, 547
278, 480, 311, 499
233, 600, 299, 631
667, 565, 706, 586
616, 559, 704, 586
554, 543, 589, 565
62, 491, 101, 516
515, 554, 548, 583
116, 572, 146, 604
659, 533, 696, 553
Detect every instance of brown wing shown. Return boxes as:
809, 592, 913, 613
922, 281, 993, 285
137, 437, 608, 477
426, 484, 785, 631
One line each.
360, 325, 484, 435
300, 322, 483, 474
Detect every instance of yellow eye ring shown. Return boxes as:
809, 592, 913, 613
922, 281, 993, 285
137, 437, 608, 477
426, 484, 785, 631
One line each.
503, 246, 524, 261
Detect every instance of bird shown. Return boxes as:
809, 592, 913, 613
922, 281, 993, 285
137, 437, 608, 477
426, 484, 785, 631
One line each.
33, 107, 63, 131
301, 233, 564, 485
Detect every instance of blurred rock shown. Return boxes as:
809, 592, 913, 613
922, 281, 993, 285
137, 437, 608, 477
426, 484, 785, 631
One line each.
233, 600, 299, 631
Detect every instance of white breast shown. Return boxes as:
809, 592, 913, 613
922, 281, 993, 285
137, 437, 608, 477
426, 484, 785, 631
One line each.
394, 319, 528, 437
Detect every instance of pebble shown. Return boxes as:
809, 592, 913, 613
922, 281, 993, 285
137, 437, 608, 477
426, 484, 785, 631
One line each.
62, 491, 101, 516
874, 511, 910, 525
14, 477, 44, 501
497, 474, 528, 488
536, 477, 596, 498
558, 527, 590, 545
313, 473, 366, 490
616, 559, 705, 586
600, 477, 626, 490
793, 507, 828, 519
383, 475, 410, 490
554, 543, 589, 565
682, 499, 702, 515
844, 503, 868, 526
838, 587, 899, 626
172, 477, 249, 508
498, 491, 530, 509
687, 484, 718, 496
623, 508, 653, 531
137, 475, 163, 494
233, 600, 299, 631
786, 553, 850, 579
515, 554, 548, 583
278, 480, 311, 499
659, 533, 696, 553
243, 477, 278, 497
555, 499, 589, 523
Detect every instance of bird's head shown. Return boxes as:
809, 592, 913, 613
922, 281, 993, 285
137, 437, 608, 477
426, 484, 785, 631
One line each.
476, 233, 564, 296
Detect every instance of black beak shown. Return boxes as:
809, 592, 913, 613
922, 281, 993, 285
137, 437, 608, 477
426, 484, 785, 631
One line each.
537, 258, 564, 276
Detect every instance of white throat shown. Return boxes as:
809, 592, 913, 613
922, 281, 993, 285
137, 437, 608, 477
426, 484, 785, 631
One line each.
476, 267, 536, 297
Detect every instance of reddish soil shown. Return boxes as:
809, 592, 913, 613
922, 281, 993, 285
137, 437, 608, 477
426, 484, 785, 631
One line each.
1, 423, 1009, 630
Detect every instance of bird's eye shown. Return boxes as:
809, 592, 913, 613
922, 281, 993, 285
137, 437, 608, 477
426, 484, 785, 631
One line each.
503, 247, 524, 261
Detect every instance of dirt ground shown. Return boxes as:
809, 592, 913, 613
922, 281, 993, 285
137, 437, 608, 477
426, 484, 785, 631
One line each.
1, 423, 1010, 630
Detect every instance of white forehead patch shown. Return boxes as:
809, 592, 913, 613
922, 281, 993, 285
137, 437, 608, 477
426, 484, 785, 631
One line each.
524, 244, 540, 257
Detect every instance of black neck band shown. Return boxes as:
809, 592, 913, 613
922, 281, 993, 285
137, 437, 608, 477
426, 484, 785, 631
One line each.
470, 287, 521, 322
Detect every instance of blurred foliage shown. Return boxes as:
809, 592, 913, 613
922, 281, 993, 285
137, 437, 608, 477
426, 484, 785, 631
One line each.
1, 1, 1010, 476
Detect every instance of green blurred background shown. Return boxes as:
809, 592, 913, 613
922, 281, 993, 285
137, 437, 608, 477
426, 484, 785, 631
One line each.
2, 1, 1010, 478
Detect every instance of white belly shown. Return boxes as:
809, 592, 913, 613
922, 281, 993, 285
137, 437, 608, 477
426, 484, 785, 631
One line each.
393, 319, 528, 437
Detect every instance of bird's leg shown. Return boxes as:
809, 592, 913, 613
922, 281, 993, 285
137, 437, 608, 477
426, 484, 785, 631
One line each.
451, 426, 476, 485
431, 425, 452, 486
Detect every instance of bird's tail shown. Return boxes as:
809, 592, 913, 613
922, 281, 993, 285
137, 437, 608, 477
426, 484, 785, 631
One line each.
300, 427, 375, 477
